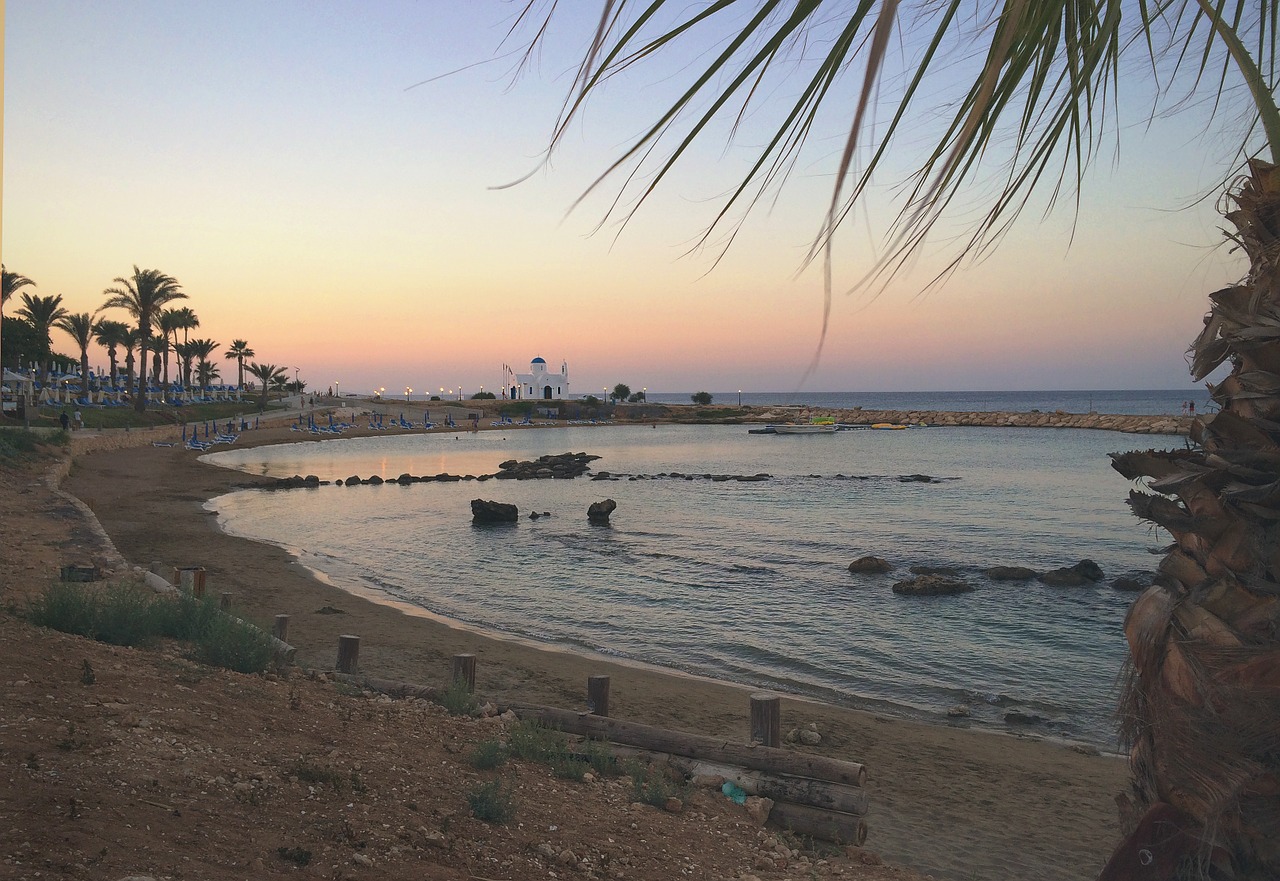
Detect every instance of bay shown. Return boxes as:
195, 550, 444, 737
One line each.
205, 417, 1169, 747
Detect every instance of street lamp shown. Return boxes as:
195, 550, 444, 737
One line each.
457, 385, 462, 401
739, 389, 742, 407
334, 380, 339, 397
376, 387, 384, 400
642, 387, 647, 402
405, 386, 412, 402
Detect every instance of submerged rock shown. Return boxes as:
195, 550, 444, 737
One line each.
1039, 559, 1105, 587
985, 566, 1038, 581
848, 556, 893, 574
909, 564, 961, 577
892, 575, 973, 596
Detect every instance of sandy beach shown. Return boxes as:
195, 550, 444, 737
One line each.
57, 408, 1129, 881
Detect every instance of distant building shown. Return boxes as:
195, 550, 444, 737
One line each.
507, 357, 569, 400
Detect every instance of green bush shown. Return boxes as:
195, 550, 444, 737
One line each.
154, 591, 222, 640
191, 612, 275, 674
28, 581, 99, 637
94, 583, 164, 647
507, 719, 570, 763
469, 740, 507, 770
435, 679, 477, 716
467, 780, 515, 824
625, 759, 685, 807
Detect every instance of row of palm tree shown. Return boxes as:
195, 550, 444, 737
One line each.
2, 264, 280, 414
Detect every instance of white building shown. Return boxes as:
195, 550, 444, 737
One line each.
508, 357, 569, 400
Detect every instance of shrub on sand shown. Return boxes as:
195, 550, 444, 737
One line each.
467, 780, 515, 824
93, 583, 165, 647
191, 612, 275, 675
28, 581, 100, 637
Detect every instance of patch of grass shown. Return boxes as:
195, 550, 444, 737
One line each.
0, 427, 62, 463
435, 678, 477, 716
581, 738, 617, 777
469, 739, 507, 770
285, 759, 346, 790
191, 612, 274, 674
624, 758, 686, 808
507, 719, 570, 763
29, 582, 99, 638
93, 583, 165, 647
154, 591, 222, 640
467, 780, 515, 824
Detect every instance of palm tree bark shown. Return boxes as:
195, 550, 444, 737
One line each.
1106, 160, 1280, 879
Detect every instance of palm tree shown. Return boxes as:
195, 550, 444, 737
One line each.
100, 266, 185, 413
195, 359, 220, 391
186, 338, 220, 396
15, 293, 67, 389
225, 339, 254, 391
164, 306, 200, 389
172, 340, 194, 389
0, 267, 37, 376
120, 327, 140, 401
157, 309, 183, 398
533, 4, 1280, 876
54, 312, 99, 400
246, 361, 286, 412
93, 319, 131, 388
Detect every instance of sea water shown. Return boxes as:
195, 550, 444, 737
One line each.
205, 418, 1176, 747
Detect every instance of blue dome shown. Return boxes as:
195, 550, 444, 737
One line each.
531, 357, 546, 364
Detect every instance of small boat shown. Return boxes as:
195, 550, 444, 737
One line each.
747, 425, 777, 434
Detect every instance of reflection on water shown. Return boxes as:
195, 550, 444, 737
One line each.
207, 424, 1163, 745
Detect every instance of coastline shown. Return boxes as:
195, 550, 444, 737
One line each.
61, 409, 1131, 881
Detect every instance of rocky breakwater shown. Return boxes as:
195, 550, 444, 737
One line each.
493, 452, 601, 480
759, 408, 1190, 435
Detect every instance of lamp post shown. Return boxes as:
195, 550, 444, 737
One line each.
642, 387, 647, 402
405, 386, 412, 403
458, 385, 462, 401
439, 387, 444, 400
377, 386, 384, 400
739, 389, 742, 407
334, 380, 339, 398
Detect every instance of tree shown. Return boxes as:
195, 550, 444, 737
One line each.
54, 312, 99, 400
195, 359, 220, 391
690, 391, 712, 406
1, 316, 41, 371
528, 2, 1280, 874
628, 390, 646, 403
15, 293, 67, 388
186, 338, 220, 396
225, 339, 254, 391
93, 319, 131, 386
100, 266, 185, 413
611, 383, 631, 403
119, 327, 139, 402
0, 267, 37, 377
246, 362, 287, 412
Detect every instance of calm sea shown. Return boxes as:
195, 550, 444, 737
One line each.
204, 392, 1181, 747
647, 388, 1205, 415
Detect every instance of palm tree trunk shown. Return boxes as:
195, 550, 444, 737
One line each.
135, 333, 149, 413
1105, 160, 1280, 879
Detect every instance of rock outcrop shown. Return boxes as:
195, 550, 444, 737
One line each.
892, 575, 974, 596
587, 499, 617, 524
848, 556, 893, 574
471, 499, 518, 524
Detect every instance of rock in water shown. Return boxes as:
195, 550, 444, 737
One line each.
471, 499, 518, 524
1038, 559, 1105, 587
984, 566, 1038, 581
587, 499, 617, 523
892, 575, 974, 596
848, 555, 893, 574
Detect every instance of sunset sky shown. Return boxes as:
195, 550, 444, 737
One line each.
3, 1, 1254, 395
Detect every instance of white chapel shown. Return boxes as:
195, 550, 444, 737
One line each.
509, 357, 570, 400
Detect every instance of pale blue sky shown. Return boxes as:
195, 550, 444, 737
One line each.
3, 1, 1250, 394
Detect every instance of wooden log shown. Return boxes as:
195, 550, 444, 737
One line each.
750, 694, 781, 747
587, 743, 868, 816
219, 591, 232, 611
768, 801, 867, 847
452, 654, 476, 692
336, 634, 360, 674
329, 671, 438, 701
272, 614, 290, 641
587, 675, 611, 716
503, 702, 867, 788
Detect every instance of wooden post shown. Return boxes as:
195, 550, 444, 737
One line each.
219, 592, 232, 611
177, 566, 206, 598
451, 653, 476, 692
337, 635, 360, 674
272, 614, 290, 641
750, 694, 781, 748
587, 675, 611, 716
